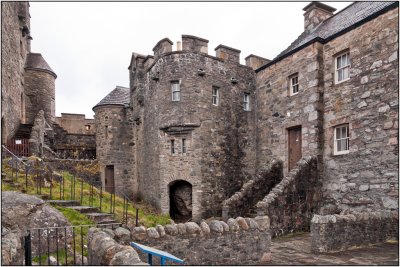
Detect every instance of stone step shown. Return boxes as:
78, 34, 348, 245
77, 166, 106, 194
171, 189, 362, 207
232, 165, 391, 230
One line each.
86, 213, 114, 223
47, 200, 80, 206
96, 219, 118, 226
66, 206, 99, 214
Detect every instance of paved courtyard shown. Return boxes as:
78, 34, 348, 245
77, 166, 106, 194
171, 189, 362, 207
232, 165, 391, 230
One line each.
267, 233, 399, 266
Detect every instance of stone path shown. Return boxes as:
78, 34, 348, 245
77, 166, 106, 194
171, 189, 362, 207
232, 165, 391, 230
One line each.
267, 233, 399, 265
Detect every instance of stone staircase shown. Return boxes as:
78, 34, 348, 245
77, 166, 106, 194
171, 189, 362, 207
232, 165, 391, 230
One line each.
46, 199, 117, 225
14, 123, 33, 139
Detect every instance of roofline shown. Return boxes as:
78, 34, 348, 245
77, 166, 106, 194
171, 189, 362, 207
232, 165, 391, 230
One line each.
25, 67, 57, 78
256, 1, 399, 73
92, 103, 129, 112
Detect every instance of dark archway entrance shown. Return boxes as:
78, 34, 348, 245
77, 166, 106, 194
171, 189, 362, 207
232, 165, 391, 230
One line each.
169, 180, 192, 222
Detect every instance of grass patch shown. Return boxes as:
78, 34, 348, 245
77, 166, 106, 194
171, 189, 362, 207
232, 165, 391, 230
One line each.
1, 158, 171, 228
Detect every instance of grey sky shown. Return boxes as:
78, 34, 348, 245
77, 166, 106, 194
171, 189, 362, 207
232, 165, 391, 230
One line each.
29, 2, 351, 119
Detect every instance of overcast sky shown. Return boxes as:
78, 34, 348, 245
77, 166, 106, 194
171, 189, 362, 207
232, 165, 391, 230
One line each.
29, 1, 351, 119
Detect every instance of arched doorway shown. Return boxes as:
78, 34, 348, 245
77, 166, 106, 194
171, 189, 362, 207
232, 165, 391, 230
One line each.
169, 180, 192, 222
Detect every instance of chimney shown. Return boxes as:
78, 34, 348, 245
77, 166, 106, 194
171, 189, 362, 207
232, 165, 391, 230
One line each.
215, 45, 240, 63
176, 41, 182, 51
152, 38, 173, 58
303, 2, 336, 33
245, 54, 271, 70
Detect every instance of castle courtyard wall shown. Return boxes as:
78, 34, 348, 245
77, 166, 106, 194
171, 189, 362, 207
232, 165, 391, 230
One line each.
1, 2, 30, 142
320, 7, 399, 213
131, 48, 257, 219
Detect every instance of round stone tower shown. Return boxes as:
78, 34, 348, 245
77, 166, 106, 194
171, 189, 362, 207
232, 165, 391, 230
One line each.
24, 52, 57, 124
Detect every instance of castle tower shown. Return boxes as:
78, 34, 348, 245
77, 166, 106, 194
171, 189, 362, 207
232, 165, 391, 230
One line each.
24, 52, 57, 124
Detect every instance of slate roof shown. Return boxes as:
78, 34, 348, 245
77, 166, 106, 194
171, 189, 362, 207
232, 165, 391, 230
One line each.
257, 1, 398, 72
92, 86, 130, 110
25, 53, 57, 77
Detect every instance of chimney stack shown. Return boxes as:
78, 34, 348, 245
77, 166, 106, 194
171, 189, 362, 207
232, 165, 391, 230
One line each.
303, 2, 336, 33
176, 41, 182, 51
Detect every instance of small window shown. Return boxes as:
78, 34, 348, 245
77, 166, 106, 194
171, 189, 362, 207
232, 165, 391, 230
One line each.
212, 87, 219, 106
171, 81, 180, 101
243, 93, 250, 111
182, 139, 186, 153
290, 75, 299, 96
105, 125, 109, 139
171, 140, 175, 154
334, 124, 349, 155
335, 51, 350, 84
85, 125, 91, 131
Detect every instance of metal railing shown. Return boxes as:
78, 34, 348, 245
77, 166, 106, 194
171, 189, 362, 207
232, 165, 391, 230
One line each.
24, 223, 121, 266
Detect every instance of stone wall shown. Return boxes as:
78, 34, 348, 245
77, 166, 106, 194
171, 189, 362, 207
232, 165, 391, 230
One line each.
255, 42, 324, 174
256, 156, 320, 235
1, 2, 30, 142
94, 105, 136, 199
53, 123, 96, 160
311, 211, 399, 253
130, 35, 257, 220
100, 216, 271, 265
320, 7, 399, 213
222, 159, 283, 218
29, 110, 46, 156
87, 228, 143, 265
55, 113, 95, 135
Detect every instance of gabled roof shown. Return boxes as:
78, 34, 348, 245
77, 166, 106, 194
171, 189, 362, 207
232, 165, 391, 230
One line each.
92, 86, 130, 111
256, 1, 398, 72
25, 53, 57, 78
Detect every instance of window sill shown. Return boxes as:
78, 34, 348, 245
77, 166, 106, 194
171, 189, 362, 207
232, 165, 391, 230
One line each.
334, 77, 350, 85
332, 150, 349, 156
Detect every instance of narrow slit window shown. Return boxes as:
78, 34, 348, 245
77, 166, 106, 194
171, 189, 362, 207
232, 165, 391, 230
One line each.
171, 81, 180, 101
212, 87, 219, 106
171, 140, 175, 154
243, 93, 250, 111
182, 138, 186, 153
105, 125, 109, 139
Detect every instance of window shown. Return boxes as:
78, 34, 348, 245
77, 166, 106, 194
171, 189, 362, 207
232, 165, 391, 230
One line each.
182, 139, 186, 153
85, 125, 91, 131
105, 125, 109, 139
212, 87, 219, 106
334, 124, 349, 155
171, 140, 175, 154
243, 93, 250, 111
290, 75, 299, 96
335, 51, 350, 84
171, 81, 180, 101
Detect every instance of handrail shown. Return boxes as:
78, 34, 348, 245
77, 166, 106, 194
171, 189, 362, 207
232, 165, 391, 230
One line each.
2, 145, 28, 166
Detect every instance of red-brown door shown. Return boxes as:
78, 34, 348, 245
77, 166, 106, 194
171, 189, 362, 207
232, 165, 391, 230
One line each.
288, 127, 302, 171
105, 165, 115, 193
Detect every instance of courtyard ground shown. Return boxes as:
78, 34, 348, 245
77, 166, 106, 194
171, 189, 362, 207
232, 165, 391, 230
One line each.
267, 233, 399, 265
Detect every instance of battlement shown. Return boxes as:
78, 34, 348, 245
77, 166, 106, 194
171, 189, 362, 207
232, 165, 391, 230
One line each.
151, 35, 247, 65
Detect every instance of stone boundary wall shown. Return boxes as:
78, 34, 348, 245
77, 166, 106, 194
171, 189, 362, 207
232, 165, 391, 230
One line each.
87, 228, 144, 265
222, 159, 282, 219
256, 156, 320, 235
311, 211, 399, 253
89, 216, 272, 265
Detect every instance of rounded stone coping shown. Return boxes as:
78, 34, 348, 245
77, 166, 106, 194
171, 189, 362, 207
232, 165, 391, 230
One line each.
311, 210, 398, 224
130, 216, 270, 240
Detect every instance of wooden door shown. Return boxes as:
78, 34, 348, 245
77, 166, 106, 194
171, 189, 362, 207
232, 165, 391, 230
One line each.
105, 165, 115, 193
288, 127, 302, 171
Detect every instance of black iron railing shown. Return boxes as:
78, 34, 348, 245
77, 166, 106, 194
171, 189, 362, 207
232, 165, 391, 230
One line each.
24, 223, 121, 266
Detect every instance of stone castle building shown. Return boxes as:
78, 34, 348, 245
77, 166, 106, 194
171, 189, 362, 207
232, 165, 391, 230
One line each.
2, 1, 96, 159
94, 1, 399, 223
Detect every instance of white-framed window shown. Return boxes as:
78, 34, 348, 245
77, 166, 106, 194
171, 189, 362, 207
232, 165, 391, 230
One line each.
182, 138, 186, 154
334, 124, 349, 155
335, 51, 350, 84
290, 74, 299, 96
243, 93, 250, 111
171, 81, 180, 101
171, 140, 175, 154
212, 86, 219, 106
